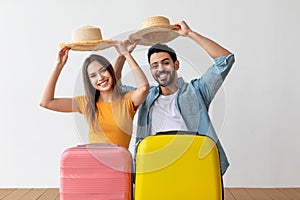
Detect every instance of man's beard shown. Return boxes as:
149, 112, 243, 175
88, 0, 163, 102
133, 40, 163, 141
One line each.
154, 69, 176, 87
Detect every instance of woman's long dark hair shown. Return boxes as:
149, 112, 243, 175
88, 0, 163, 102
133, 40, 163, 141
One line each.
82, 54, 122, 131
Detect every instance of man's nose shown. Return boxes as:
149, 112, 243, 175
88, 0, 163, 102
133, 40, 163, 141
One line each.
157, 63, 165, 71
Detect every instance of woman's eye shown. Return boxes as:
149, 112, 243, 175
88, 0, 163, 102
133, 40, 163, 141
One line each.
99, 68, 107, 74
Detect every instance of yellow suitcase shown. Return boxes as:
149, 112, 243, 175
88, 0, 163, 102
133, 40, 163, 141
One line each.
135, 134, 223, 200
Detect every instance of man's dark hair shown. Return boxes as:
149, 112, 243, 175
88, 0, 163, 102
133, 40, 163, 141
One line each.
147, 43, 177, 63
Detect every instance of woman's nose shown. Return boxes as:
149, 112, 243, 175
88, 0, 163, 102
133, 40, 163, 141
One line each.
97, 73, 104, 80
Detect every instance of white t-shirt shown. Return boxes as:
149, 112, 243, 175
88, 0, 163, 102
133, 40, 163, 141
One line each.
150, 91, 188, 135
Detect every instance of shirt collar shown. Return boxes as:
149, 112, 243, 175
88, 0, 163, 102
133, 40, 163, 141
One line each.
155, 77, 185, 94
176, 77, 185, 88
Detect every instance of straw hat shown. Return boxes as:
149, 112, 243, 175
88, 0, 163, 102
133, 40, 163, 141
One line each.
60, 26, 113, 51
129, 16, 179, 46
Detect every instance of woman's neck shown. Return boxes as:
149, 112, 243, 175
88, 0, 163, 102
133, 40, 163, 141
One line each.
99, 91, 114, 102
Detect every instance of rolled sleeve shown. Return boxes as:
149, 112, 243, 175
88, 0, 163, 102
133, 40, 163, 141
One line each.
193, 54, 235, 106
213, 54, 235, 80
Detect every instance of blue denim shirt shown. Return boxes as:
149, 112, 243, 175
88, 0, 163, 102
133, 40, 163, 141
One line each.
134, 54, 235, 175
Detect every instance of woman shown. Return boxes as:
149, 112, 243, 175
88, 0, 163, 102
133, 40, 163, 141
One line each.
40, 41, 149, 148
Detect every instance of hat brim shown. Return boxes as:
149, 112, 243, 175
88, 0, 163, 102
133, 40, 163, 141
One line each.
129, 25, 179, 46
60, 40, 113, 51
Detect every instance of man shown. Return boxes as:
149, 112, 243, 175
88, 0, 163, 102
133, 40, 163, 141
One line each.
134, 20, 235, 175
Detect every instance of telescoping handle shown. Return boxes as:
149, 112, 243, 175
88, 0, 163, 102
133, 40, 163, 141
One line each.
77, 143, 121, 149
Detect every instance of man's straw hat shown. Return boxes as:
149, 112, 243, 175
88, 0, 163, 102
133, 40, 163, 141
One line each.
60, 26, 112, 51
129, 16, 179, 46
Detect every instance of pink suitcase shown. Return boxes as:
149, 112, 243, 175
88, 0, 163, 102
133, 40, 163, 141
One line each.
60, 143, 132, 200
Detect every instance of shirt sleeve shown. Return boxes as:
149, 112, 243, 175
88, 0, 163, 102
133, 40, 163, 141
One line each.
124, 91, 138, 114
73, 96, 87, 114
192, 54, 235, 107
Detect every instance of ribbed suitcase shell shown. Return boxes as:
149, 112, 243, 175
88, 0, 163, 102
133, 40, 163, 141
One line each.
135, 135, 223, 200
60, 143, 132, 200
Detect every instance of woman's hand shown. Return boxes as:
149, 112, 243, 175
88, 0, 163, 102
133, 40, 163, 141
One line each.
124, 39, 139, 53
57, 46, 70, 67
112, 40, 139, 55
112, 40, 129, 55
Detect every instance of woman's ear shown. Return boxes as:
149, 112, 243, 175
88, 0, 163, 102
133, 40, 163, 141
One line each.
175, 60, 180, 70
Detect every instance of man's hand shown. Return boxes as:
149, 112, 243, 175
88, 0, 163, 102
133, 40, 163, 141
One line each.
172, 20, 192, 37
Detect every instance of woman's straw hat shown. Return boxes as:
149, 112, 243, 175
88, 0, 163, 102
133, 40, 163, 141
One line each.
129, 16, 179, 46
60, 26, 112, 51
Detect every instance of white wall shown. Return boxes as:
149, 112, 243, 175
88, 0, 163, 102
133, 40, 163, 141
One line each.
0, 0, 299, 188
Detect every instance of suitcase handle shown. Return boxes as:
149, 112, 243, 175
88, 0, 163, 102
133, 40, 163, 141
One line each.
77, 143, 121, 149
155, 130, 198, 135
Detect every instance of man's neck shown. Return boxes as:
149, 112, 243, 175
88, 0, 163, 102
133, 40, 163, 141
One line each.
160, 85, 178, 96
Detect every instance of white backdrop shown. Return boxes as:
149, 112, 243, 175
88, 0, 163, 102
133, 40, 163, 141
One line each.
0, 0, 299, 188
